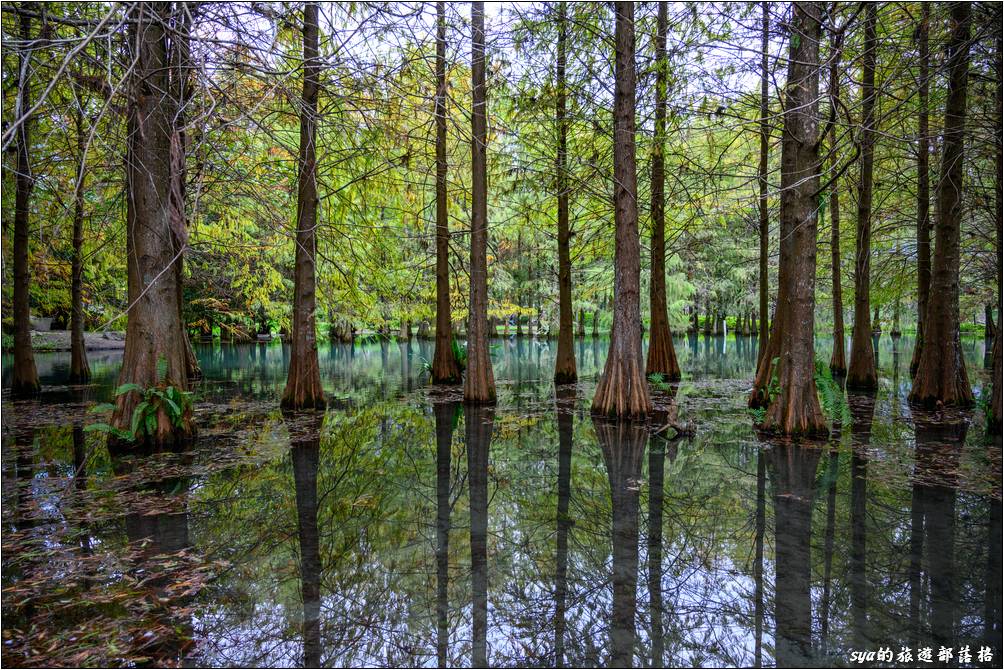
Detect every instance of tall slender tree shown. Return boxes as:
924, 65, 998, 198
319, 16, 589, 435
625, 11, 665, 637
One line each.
910, 4, 931, 377
827, 18, 846, 377
431, 1, 461, 384
756, 0, 770, 363
645, 2, 681, 382
846, 2, 878, 390
281, 1, 325, 409
592, 1, 651, 418
68, 108, 91, 383
748, 2, 827, 435
11, 4, 40, 397
910, 1, 974, 408
553, 1, 577, 384
464, 1, 496, 403
111, 3, 196, 444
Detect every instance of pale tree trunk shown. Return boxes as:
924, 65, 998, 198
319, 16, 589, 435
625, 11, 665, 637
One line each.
464, 1, 496, 403
11, 5, 40, 397
554, 1, 577, 384
282, 2, 325, 409
645, 2, 680, 381
910, 1, 974, 408
847, 3, 878, 390
910, 4, 931, 377
756, 0, 770, 363
112, 3, 195, 445
748, 2, 826, 436
592, 1, 651, 418
431, 2, 460, 384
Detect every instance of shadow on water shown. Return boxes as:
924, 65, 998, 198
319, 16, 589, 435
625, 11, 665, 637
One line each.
1, 335, 1000, 668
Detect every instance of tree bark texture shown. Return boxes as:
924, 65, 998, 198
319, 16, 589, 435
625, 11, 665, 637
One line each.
847, 2, 878, 390
554, 1, 577, 384
592, 2, 651, 418
757, 0, 770, 363
12, 5, 40, 397
464, 1, 497, 403
748, 2, 827, 436
910, 2, 974, 408
911, 3, 931, 377
827, 27, 845, 376
645, 2, 681, 381
69, 109, 91, 383
111, 3, 196, 446
431, 1, 461, 384
282, 2, 326, 410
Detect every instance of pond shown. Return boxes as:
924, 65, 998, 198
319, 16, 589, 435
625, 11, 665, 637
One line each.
2, 334, 1001, 668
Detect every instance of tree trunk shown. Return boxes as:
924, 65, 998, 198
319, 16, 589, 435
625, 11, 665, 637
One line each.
986, 303, 996, 339
577, 308, 586, 337
554, 2, 577, 384
748, 2, 827, 436
282, 2, 325, 410
910, 2, 974, 408
828, 28, 846, 376
645, 3, 680, 382
847, 3, 878, 390
757, 0, 770, 364
69, 109, 91, 383
464, 2, 496, 403
592, 2, 651, 418
910, 4, 931, 377
112, 3, 195, 446
11, 6, 39, 397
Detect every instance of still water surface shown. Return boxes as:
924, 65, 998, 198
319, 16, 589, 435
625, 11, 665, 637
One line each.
2, 334, 1001, 667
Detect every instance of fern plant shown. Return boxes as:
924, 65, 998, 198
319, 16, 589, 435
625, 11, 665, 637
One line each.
86, 383, 193, 442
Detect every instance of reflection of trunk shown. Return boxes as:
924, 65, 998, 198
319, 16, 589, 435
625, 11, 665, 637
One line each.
594, 418, 646, 667
467, 405, 494, 667
647, 434, 666, 667
593, 2, 650, 418
753, 451, 765, 669
554, 390, 574, 667
645, 2, 680, 382
748, 3, 826, 435
819, 449, 839, 657
283, 2, 325, 410
464, 2, 496, 403
984, 495, 1003, 652
11, 8, 39, 397
912, 415, 965, 653
434, 400, 458, 667
768, 444, 821, 667
288, 411, 323, 668
910, 2, 974, 408
553, 2, 577, 385
848, 391, 875, 650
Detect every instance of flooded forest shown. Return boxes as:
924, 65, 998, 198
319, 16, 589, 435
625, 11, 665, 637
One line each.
1, 2, 1002, 668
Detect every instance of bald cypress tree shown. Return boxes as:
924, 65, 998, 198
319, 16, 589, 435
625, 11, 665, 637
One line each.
592, 1, 651, 418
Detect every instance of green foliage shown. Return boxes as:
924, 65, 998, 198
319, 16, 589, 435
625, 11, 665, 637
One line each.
451, 338, 468, 371
647, 372, 673, 392
814, 357, 848, 424
86, 383, 193, 442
